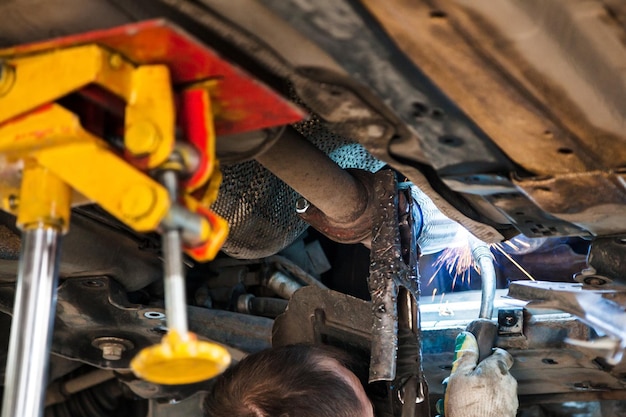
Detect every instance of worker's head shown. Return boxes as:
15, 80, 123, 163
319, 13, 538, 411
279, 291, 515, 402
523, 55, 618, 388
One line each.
203, 344, 374, 417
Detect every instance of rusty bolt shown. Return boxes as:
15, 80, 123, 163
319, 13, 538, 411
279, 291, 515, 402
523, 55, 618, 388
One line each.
101, 343, 124, 361
92, 337, 133, 361
583, 276, 608, 286
503, 315, 517, 326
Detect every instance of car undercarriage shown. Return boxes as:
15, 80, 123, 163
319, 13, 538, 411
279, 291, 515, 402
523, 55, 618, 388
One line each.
1, 1, 626, 416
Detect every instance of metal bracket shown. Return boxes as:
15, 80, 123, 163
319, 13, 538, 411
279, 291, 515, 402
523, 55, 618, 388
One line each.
508, 280, 626, 364
368, 170, 429, 416
575, 236, 626, 286
498, 308, 524, 337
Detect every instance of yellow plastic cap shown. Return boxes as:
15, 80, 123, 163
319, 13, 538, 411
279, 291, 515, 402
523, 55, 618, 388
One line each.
130, 331, 231, 385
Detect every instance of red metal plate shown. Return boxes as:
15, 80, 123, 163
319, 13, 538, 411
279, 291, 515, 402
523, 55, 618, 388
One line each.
1, 20, 306, 136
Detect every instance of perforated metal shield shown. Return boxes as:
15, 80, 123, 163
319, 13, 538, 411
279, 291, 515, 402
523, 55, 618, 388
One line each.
212, 120, 385, 259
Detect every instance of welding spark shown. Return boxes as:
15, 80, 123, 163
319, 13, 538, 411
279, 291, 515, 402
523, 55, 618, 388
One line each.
492, 243, 537, 281
426, 261, 445, 287
432, 245, 476, 290
427, 226, 538, 291
503, 240, 520, 252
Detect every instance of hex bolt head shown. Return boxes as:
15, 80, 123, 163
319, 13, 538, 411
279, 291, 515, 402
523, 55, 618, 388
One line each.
295, 197, 310, 214
101, 343, 125, 361
125, 121, 161, 156
92, 337, 134, 361
119, 184, 157, 221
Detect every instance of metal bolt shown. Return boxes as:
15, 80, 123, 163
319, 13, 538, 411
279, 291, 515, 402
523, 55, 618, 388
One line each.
503, 315, 517, 326
498, 309, 523, 335
125, 120, 161, 156
266, 271, 303, 299
236, 294, 254, 314
101, 343, 124, 361
92, 337, 133, 361
295, 197, 310, 214
119, 184, 157, 221
584, 276, 608, 286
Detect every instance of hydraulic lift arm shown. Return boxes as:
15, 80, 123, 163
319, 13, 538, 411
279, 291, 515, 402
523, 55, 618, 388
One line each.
0, 20, 304, 417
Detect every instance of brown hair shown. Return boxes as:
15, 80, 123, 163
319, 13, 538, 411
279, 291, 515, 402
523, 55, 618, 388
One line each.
203, 344, 365, 417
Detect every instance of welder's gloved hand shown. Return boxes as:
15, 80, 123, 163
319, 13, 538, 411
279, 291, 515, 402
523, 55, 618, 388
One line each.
410, 186, 465, 255
439, 331, 518, 417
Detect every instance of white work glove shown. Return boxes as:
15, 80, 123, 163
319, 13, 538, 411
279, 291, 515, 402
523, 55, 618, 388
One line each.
438, 331, 518, 417
410, 186, 466, 255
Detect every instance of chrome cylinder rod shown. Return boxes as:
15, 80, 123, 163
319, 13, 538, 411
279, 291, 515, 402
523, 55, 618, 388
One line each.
1, 227, 62, 417
162, 227, 188, 337
159, 170, 189, 339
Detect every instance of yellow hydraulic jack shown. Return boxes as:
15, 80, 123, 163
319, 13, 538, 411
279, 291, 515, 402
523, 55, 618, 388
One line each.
0, 20, 304, 417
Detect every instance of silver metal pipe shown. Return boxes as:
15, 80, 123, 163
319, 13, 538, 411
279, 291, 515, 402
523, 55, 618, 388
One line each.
45, 370, 115, 406
469, 236, 497, 319
266, 271, 303, 299
159, 170, 189, 338
255, 128, 368, 223
1, 227, 62, 417
267, 255, 328, 290
236, 294, 288, 318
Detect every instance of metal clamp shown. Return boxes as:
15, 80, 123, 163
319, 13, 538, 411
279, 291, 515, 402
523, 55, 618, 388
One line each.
367, 170, 430, 416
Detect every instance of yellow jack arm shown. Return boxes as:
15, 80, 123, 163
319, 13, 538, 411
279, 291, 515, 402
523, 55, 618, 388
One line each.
0, 104, 170, 232
0, 45, 174, 169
